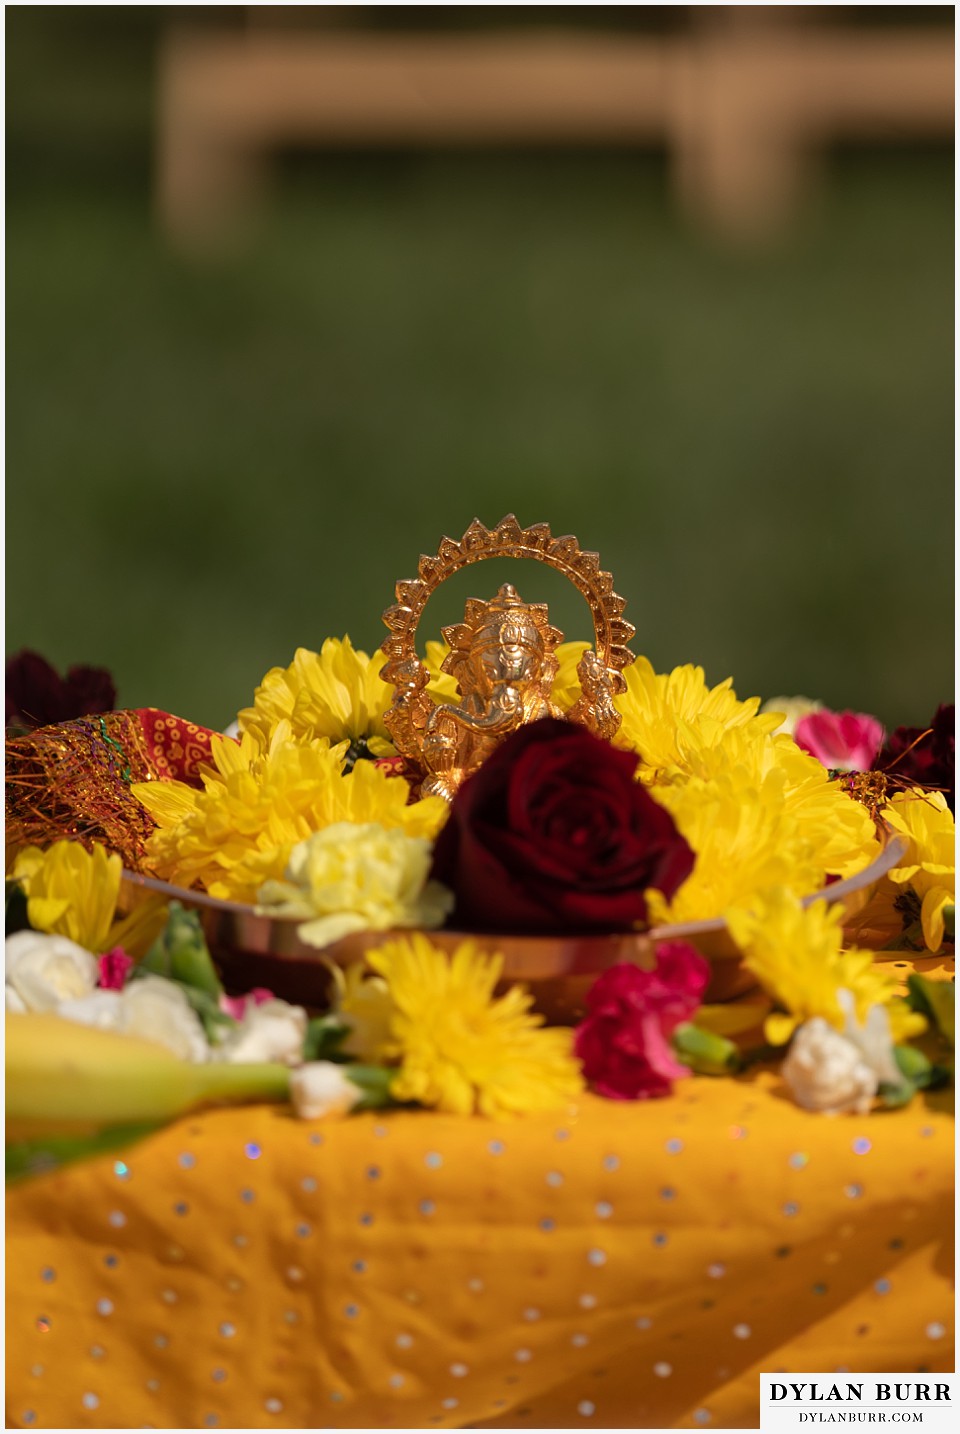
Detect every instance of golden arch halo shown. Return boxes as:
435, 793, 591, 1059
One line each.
379, 515, 636, 775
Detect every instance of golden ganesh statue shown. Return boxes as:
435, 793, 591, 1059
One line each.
420, 583, 564, 801
380, 515, 636, 800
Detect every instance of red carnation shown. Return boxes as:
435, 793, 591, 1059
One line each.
574, 944, 710, 1100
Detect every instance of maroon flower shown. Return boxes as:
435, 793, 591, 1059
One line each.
877, 704, 954, 814
574, 944, 711, 1099
98, 948, 134, 991
430, 718, 695, 935
6, 649, 116, 731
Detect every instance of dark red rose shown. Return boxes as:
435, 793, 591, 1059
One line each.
877, 703, 954, 814
574, 945, 711, 1099
430, 718, 695, 934
6, 649, 116, 731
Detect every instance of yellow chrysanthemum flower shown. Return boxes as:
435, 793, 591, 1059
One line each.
336, 963, 395, 1063
882, 790, 955, 952
422, 640, 461, 704
725, 888, 923, 1046
354, 934, 585, 1117
548, 641, 593, 712
613, 655, 783, 785
10, 841, 166, 956
257, 822, 453, 947
133, 724, 447, 904
668, 723, 880, 884
646, 769, 826, 926
237, 636, 396, 757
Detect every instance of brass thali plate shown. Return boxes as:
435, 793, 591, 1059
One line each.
121, 831, 907, 1024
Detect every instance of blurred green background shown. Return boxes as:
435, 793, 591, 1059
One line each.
6, 5, 954, 732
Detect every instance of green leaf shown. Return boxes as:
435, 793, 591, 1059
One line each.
343, 1064, 396, 1110
138, 903, 223, 999
178, 985, 236, 1044
877, 1080, 915, 1109
892, 1043, 934, 1085
303, 1015, 350, 1063
878, 1044, 954, 1107
906, 973, 955, 1047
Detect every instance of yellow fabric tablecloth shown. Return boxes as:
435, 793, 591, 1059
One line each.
6, 987, 954, 1432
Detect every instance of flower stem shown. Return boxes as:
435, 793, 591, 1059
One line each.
194, 1062, 291, 1105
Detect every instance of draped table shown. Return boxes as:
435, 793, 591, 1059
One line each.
5, 954, 954, 1431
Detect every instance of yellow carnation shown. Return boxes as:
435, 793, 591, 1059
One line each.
256, 822, 453, 947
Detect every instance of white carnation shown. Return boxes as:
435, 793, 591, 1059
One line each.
782, 1017, 878, 1115
783, 985, 903, 1116
214, 998, 307, 1066
118, 975, 209, 1063
836, 988, 901, 1086
290, 1062, 362, 1119
58, 989, 125, 1030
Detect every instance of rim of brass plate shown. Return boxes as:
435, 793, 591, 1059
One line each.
379, 514, 636, 726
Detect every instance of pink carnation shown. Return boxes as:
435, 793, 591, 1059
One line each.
794, 709, 885, 773
574, 943, 711, 1100
98, 947, 134, 990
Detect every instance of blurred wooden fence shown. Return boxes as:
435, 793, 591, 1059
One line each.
156, 15, 954, 249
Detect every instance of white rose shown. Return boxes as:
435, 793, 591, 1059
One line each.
290, 1062, 362, 1120
5, 931, 98, 1012
6, 986, 28, 1013
58, 989, 124, 1030
118, 976, 209, 1063
782, 1017, 877, 1115
214, 998, 307, 1066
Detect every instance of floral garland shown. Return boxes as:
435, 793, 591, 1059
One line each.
4, 637, 955, 1166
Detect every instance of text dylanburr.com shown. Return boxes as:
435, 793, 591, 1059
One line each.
760, 1376, 957, 1432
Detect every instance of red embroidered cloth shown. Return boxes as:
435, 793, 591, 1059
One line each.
5, 709, 221, 869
